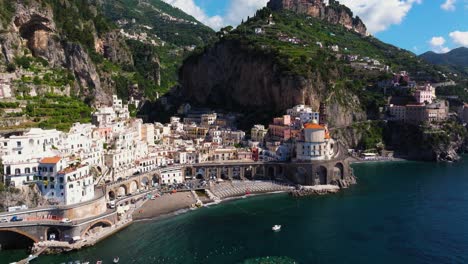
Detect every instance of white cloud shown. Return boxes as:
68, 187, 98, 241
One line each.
162, 0, 224, 29
338, 0, 422, 34
223, 0, 269, 26
430, 36, 446, 46
429, 36, 450, 53
441, 0, 457, 11
162, 0, 268, 30
449, 31, 468, 46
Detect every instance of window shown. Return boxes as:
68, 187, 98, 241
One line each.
16, 141, 21, 147
60, 185, 64, 189
25, 168, 31, 174
59, 177, 64, 183
69, 184, 73, 189
49, 167, 53, 172
15, 168, 20, 175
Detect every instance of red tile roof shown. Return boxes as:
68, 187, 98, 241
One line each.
40, 156, 61, 164
304, 123, 325, 130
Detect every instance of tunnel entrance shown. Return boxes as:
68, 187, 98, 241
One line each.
0, 231, 35, 250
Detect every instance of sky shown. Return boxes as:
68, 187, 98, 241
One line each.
162, 0, 468, 54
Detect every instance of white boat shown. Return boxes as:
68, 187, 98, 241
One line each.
272, 225, 282, 232
113, 257, 120, 263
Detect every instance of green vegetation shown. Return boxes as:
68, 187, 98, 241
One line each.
101, 0, 215, 47
6, 94, 93, 132
0, 102, 20, 108
0, 0, 15, 27
436, 83, 468, 102
352, 121, 385, 151
45, 0, 114, 52
219, 8, 443, 81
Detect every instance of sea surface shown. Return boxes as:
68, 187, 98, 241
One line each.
2, 157, 468, 264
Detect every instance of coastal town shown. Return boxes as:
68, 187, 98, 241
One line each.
1, 64, 467, 259
0, 93, 356, 260
0, 0, 467, 263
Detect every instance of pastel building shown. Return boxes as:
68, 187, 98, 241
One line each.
295, 123, 335, 161
159, 167, 183, 185
251, 125, 268, 143
414, 84, 435, 104
1, 128, 62, 186
269, 115, 292, 141
35, 157, 94, 205
287, 105, 320, 123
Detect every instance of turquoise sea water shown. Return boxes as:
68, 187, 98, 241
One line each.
2, 157, 468, 264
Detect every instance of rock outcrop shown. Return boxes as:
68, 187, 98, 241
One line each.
101, 30, 134, 67
267, 0, 367, 36
180, 40, 365, 128
0, 1, 141, 105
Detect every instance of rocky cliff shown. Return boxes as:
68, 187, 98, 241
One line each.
180, 39, 365, 128
383, 122, 467, 162
0, 0, 162, 105
267, 0, 367, 36
333, 121, 468, 162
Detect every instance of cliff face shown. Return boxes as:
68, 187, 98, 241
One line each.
180, 40, 365, 128
267, 0, 367, 36
0, 0, 160, 105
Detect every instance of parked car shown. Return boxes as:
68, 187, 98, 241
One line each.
61, 218, 72, 223
0, 217, 9, 223
10, 216, 23, 222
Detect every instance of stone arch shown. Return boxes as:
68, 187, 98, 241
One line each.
82, 220, 113, 237
315, 166, 328, 185
295, 167, 307, 185
129, 180, 138, 194
221, 168, 229, 180
196, 168, 205, 180
267, 167, 275, 179
46, 227, 61, 241
141, 177, 149, 188
334, 162, 345, 180
257, 166, 265, 176
152, 175, 159, 186
245, 167, 253, 180
108, 190, 116, 201
0, 229, 37, 249
184, 167, 193, 178
0, 228, 39, 243
117, 185, 127, 197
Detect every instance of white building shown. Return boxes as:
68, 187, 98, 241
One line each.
1, 128, 62, 186
295, 123, 334, 161
201, 113, 217, 127
414, 84, 435, 104
35, 157, 94, 205
159, 167, 183, 185
287, 105, 320, 123
251, 125, 268, 143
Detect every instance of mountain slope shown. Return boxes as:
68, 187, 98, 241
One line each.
420, 47, 468, 67
100, 0, 215, 47
0, 0, 215, 105
179, 3, 446, 129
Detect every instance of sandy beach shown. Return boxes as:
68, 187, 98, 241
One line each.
132, 191, 197, 220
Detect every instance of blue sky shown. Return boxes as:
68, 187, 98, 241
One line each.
164, 0, 468, 54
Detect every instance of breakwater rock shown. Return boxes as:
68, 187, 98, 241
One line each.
290, 176, 357, 197
289, 185, 339, 197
